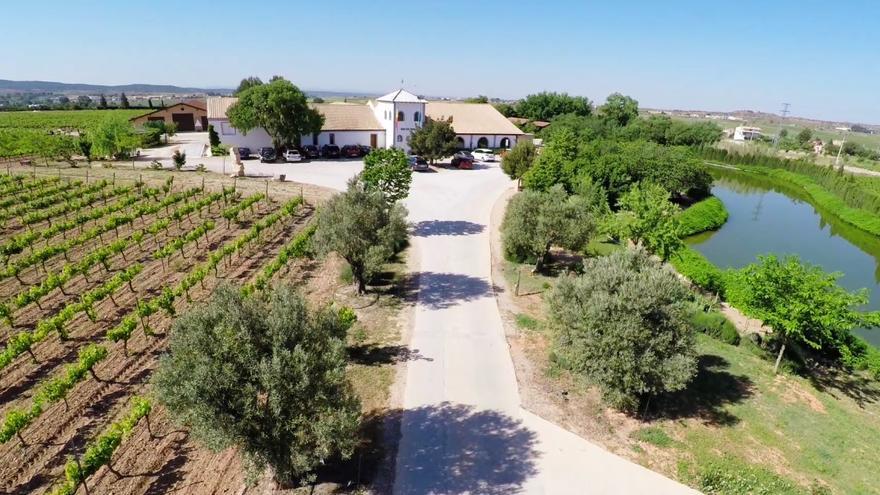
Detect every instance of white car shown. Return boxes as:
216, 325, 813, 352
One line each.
472, 148, 495, 162
284, 149, 303, 162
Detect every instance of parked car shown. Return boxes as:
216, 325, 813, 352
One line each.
472, 148, 495, 162
302, 145, 320, 159
259, 147, 277, 163
408, 155, 430, 172
283, 149, 303, 162
451, 151, 474, 169
358, 145, 373, 157
237, 147, 252, 159
321, 144, 341, 159
341, 145, 362, 158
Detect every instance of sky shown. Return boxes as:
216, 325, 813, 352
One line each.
2, 0, 878, 123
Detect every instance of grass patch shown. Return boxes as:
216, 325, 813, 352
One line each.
515, 313, 540, 331
678, 196, 729, 237
689, 308, 740, 345
670, 246, 726, 295
684, 455, 802, 495
630, 426, 674, 448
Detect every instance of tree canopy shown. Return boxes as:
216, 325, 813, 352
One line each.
313, 179, 409, 293
599, 93, 639, 127
154, 284, 360, 484
361, 148, 412, 203
227, 78, 323, 150
515, 92, 592, 121
407, 117, 458, 164
614, 182, 683, 260
88, 114, 140, 159
547, 248, 697, 412
234, 76, 264, 95
501, 139, 537, 180
502, 185, 595, 272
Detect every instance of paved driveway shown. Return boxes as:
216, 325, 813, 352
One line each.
284, 161, 699, 494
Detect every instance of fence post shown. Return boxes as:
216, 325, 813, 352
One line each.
112, 172, 116, 185
233, 177, 237, 192
85, 168, 89, 183
201, 177, 205, 191
265, 179, 269, 200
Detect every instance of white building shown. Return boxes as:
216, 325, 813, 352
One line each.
206, 88, 524, 154
733, 126, 762, 141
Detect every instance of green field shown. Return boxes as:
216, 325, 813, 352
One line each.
0, 109, 147, 130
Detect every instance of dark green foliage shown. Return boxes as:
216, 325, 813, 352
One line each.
234, 76, 263, 95
513, 91, 592, 121
521, 129, 579, 191
208, 124, 221, 147
547, 248, 697, 411
464, 95, 489, 103
689, 309, 740, 345
501, 186, 595, 272
119, 92, 129, 109
227, 77, 323, 150
313, 179, 409, 293
407, 117, 458, 164
154, 284, 360, 484
614, 182, 683, 261
172, 149, 186, 170
624, 115, 723, 146
599, 93, 639, 127
501, 139, 537, 180
678, 196, 729, 237
361, 148, 412, 203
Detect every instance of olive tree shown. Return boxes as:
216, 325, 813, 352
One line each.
361, 148, 412, 203
313, 179, 408, 294
614, 182, 683, 260
154, 284, 360, 484
407, 117, 458, 164
547, 248, 697, 412
502, 185, 595, 272
227, 77, 323, 151
501, 139, 537, 182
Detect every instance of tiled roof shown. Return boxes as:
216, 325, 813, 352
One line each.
426, 103, 524, 135
206, 97, 382, 131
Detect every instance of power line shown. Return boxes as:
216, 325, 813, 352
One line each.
774, 103, 791, 148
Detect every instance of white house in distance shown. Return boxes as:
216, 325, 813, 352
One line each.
206, 88, 525, 154
733, 126, 762, 141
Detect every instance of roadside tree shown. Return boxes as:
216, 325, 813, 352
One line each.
154, 284, 360, 484
614, 182, 683, 260
547, 248, 697, 412
408, 117, 458, 164
361, 148, 412, 203
501, 140, 537, 182
227, 78, 323, 151
313, 179, 409, 294
502, 185, 595, 272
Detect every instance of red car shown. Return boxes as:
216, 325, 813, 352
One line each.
451, 151, 474, 169
341, 145, 362, 158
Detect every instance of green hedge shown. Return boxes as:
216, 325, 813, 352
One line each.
678, 196, 729, 237
670, 246, 727, 296
689, 309, 740, 345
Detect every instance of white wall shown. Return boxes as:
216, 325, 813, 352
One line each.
456, 134, 521, 150
370, 101, 396, 148
299, 130, 385, 148
393, 101, 425, 153
209, 119, 274, 150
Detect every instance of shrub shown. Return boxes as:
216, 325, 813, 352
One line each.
547, 248, 697, 411
678, 196, 729, 237
689, 309, 740, 345
670, 247, 726, 296
211, 145, 229, 156
172, 149, 186, 170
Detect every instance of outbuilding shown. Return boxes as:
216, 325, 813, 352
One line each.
130, 100, 208, 132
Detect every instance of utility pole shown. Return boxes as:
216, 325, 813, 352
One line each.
773, 103, 791, 148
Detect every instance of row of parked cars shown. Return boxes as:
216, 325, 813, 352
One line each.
238, 144, 373, 163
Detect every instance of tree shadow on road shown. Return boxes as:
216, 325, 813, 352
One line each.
411, 220, 485, 237
404, 272, 501, 310
391, 402, 540, 495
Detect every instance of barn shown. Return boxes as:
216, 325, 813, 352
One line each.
130, 101, 208, 132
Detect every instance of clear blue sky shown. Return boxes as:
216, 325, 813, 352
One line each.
2, 0, 878, 123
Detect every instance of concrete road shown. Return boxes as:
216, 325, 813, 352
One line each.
282, 160, 699, 494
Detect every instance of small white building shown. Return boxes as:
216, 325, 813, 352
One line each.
733, 126, 762, 141
206, 88, 524, 154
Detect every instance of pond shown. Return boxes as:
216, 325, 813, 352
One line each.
687, 167, 880, 346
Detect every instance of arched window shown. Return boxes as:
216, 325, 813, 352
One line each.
477, 137, 489, 148
397, 134, 403, 142
397, 111, 405, 122
414, 111, 421, 123
499, 137, 511, 148
456, 137, 465, 148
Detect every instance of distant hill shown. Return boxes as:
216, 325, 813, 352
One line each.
0, 79, 232, 95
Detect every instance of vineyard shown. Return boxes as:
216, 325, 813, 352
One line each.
0, 170, 336, 494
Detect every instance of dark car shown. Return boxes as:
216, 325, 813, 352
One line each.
341, 145, 362, 158
451, 151, 474, 169
358, 145, 373, 157
302, 145, 320, 159
237, 147, 252, 159
408, 155, 430, 172
259, 147, 276, 163
321, 144, 341, 159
